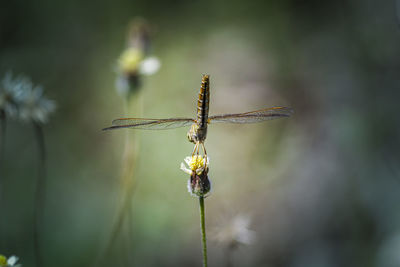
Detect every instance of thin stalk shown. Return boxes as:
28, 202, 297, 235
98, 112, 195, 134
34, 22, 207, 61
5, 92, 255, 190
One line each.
0, 109, 6, 249
108, 95, 140, 252
199, 196, 208, 267
93, 93, 142, 266
33, 121, 46, 267
122, 95, 140, 265
225, 244, 235, 267
103, 173, 138, 256
0, 109, 6, 171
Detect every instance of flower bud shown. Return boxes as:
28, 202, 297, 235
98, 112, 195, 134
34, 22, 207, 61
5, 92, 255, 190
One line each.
188, 169, 211, 197
181, 154, 211, 197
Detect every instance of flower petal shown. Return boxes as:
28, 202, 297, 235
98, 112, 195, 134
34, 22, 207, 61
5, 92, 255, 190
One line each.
180, 162, 192, 175
139, 57, 161, 75
7, 255, 18, 265
184, 156, 192, 166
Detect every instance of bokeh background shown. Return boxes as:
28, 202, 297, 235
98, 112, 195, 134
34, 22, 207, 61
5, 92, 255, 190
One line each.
1, 0, 400, 266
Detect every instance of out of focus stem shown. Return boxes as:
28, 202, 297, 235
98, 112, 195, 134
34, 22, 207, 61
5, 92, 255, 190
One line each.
102, 93, 142, 264
0, 110, 5, 171
33, 121, 46, 267
0, 110, 5, 249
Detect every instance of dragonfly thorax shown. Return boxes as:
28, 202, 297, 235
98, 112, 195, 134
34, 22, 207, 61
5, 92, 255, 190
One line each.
187, 123, 207, 143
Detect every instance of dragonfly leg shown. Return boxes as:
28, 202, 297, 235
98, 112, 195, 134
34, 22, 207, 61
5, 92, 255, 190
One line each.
201, 142, 208, 167
192, 142, 199, 156
201, 143, 207, 158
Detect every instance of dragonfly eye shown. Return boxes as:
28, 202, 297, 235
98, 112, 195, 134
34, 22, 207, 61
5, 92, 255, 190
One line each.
187, 130, 195, 143
187, 123, 199, 143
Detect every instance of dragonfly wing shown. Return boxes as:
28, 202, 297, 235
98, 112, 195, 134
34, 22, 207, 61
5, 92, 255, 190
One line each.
208, 106, 293, 124
103, 118, 195, 130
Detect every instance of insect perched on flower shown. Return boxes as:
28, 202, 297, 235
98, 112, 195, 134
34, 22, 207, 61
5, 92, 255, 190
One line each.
104, 75, 293, 163
103, 73, 293, 267
181, 155, 211, 197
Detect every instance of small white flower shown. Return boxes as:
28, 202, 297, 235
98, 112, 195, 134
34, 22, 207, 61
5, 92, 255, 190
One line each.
17, 82, 56, 124
117, 48, 160, 76
180, 155, 209, 175
115, 48, 160, 97
180, 154, 211, 197
0, 255, 21, 267
7, 256, 20, 266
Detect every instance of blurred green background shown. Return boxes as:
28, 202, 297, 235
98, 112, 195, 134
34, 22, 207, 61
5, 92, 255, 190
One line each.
1, 0, 400, 266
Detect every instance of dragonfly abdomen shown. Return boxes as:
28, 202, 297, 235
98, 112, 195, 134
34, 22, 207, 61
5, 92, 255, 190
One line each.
197, 75, 210, 129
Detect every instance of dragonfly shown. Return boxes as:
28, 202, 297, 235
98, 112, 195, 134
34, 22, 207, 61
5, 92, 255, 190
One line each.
103, 75, 293, 157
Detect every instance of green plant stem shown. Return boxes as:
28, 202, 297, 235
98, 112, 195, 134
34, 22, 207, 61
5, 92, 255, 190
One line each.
225, 244, 235, 267
199, 196, 208, 267
0, 110, 6, 249
108, 96, 140, 256
121, 96, 137, 265
0, 110, 6, 172
33, 121, 46, 267
104, 173, 138, 255
93, 94, 142, 267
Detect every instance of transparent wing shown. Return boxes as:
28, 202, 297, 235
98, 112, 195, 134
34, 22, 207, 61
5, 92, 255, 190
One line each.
208, 106, 293, 124
103, 117, 195, 131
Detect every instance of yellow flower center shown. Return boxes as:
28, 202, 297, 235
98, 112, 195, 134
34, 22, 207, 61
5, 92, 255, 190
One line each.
189, 155, 205, 171
118, 48, 144, 73
0, 255, 7, 266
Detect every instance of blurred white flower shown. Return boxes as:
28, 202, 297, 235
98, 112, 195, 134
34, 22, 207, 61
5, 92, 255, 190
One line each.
6, 256, 19, 267
212, 214, 256, 247
114, 18, 160, 98
139, 56, 161, 76
117, 48, 160, 76
0, 255, 21, 267
17, 82, 56, 124
115, 47, 160, 97
0, 73, 56, 123
0, 72, 24, 117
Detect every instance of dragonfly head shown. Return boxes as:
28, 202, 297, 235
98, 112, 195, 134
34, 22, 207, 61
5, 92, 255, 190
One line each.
187, 123, 199, 143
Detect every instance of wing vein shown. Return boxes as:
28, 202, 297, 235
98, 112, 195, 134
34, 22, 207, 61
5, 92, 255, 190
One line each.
208, 106, 293, 124
102, 117, 195, 131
